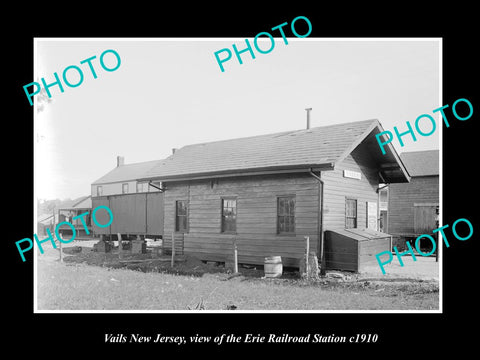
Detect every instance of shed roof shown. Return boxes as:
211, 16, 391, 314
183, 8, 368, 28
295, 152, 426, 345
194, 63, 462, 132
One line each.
326, 228, 392, 241
92, 160, 163, 185
400, 150, 439, 177
141, 119, 409, 183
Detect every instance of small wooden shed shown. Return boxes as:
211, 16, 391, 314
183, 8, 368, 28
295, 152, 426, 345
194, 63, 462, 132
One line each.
324, 228, 392, 272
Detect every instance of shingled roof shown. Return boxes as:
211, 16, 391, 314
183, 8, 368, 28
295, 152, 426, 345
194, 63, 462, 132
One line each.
400, 150, 439, 177
140, 119, 409, 183
92, 159, 163, 185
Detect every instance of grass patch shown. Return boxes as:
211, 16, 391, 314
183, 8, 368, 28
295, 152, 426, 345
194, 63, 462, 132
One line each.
37, 247, 439, 311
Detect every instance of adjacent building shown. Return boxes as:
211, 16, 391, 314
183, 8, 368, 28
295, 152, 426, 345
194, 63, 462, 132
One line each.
56, 195, 93, 239
387, 150, 439, 240
91, 156, 163, 197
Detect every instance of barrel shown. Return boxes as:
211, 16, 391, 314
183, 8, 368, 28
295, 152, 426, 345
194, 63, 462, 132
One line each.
264, 256, 283, 278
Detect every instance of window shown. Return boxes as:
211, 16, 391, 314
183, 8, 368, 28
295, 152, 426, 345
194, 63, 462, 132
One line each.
345, 198, 357, 228
379, 189, 388, 203
379, 188, 388, 211
96, 186, 103, 196
136, 182, 146, 193
221, 198, 237, 233
122, 183, 129, 194
277, 196, 295, 234
175, 200, 188, 232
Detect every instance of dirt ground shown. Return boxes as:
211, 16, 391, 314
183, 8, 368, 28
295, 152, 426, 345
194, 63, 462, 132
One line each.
50, 239, 440, 282
58, 243, 269, 278
361, 256, 439, 281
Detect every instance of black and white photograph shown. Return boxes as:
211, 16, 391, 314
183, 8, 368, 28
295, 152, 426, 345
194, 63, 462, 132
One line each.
32, 38, 442, 313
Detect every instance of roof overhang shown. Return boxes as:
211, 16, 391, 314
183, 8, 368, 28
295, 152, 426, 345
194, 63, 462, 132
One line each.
374, 135, 410, 183
335, 120, 410, 183
138, 163, 335, 183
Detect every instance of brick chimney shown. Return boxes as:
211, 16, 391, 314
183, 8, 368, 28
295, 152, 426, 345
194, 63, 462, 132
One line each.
305, 108, 312, 129
117, 156, 125, 167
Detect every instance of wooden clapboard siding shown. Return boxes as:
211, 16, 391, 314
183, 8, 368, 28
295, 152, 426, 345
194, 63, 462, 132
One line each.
163, 173, 320, 266
358, 239, 390, 271
162, 182, 189, 254
322, 148, 380, 231
388, 176, 439, 235
163, 233, 185, 255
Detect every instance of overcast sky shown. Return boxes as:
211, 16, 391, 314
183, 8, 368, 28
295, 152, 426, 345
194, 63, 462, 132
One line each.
34, 38, 440, 200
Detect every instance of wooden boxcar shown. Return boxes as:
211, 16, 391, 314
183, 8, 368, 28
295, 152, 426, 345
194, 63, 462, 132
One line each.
92, 192, 164, 238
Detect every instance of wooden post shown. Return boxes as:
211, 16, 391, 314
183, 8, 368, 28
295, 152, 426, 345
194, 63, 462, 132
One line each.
118, 233, 122, 258
56, 209, 63, 263
233, 238, 238, 274
305, 236, 310, 277
320, 233, 326, 276
171, 232, 175, 267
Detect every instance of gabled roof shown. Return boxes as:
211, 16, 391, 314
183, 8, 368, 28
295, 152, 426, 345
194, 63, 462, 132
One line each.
59, 195, 92, 210
140, 119, 409, 183
38, 213, 54, 224
400, 150, 439, 177
92, 159, 163, 185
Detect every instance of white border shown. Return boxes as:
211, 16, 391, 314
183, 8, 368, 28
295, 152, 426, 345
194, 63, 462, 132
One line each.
33, 37, 443, 314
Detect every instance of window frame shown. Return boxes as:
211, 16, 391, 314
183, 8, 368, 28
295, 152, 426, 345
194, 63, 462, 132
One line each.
345, 197, 358, 229
96, 185, 103, 196
122, 183, 129, 194
221, 197, 237, 234
277, 195, 296, 235
175, 200, 188, 233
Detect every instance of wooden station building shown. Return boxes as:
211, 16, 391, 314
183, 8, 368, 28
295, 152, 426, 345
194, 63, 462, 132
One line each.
129, 119, 410, 268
